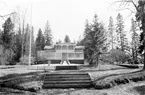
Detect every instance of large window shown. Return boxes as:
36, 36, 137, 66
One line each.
75, 49, 82, 52
76, 53, 80, 58
45, 52, 55, 59
55, 53, 61, 59
68, 53, 74, 58
68, 45, 73, 50
75, 53, 83, 58
56, 45, 61, 50
62, 45, 67, 50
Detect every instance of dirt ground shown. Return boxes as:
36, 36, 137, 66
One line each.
0, 64, 144, 95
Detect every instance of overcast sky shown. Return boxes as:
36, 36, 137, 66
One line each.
0, 0, 135, 43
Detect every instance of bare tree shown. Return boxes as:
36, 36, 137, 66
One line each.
116, 0, 145, 69
12, 8, 27, 63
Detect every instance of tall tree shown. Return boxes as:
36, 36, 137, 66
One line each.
1, 17, 14, 49
12, 28, 22, 62
14, 8, 27, 61
119, 0, 145, 69
131, 18, 140, 64
1, 17, 15, 65
35, 28, 45, 50
84, 14, 106, 66
108, 16, 115, 50
64, 35, 71, 43
78, 19, 91, 46
44, 21, 52, 45
23, 24, 30, 56
136, 0, 145, 68
0, 29, 2, 44
116, 13, 128, 51
83, 19, 91, 38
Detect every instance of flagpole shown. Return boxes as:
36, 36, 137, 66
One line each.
28, 4, 32, 66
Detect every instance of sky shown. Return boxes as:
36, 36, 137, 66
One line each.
0, 0, 135, 43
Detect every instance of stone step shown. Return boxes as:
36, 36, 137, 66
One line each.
42, 83, 92, 88
43, 80, 91, 84
45, 74, 89, 78
45, 73, 88, 75
43, 72, 92, 88
44, 77, 91, 81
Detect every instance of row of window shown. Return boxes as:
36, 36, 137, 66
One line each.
39, 52, 84, 59
55, 45, 74, 50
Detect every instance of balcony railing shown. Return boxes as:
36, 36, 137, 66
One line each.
37, 51, 84, 60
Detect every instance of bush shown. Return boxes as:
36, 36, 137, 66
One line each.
0, 45, 15, 65
20, 55, 35, 65
101, 49, 130, 64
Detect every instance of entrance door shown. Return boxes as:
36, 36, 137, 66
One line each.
62, 53, 67, 60
61, 53, 69, 65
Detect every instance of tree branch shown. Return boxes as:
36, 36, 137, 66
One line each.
116, 7, 136, 13
0, 12, 16, 18
113, 0, 138, 12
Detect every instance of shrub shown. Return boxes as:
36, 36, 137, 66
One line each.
101, 49, 130, 64
20, 55, 35, 65
0, 45, 15, 65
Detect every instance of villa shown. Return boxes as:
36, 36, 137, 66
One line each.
36, 43, 84, 65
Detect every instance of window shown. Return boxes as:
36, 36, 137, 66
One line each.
56, 53, 61, 59
62, 45, 67, 50
76, 53, 80, 58
68, 53, 74, 58
68, 45, 73, 50
74, 53, 83, 58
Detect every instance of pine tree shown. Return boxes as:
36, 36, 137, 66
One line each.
13, 28, 22, 62
64, 35, 71, 43
136, 0, 145, 68
23, 24, 30, 56
108, 16, 115, 50
130, 18, 140, 64
44, 21, 52, 45
116, 13, 128, 51
78, 19, 91, 46
0, 29, 2, 44
84, 14, 106, 66
2, 17, 14, 49
1, 17, 15, 64
83, 19, 91, 38
35, 28, 45, 50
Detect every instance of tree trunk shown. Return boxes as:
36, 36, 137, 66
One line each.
143, 35, 145, 69
112, 36, 114, 50
142, 19, 145, 69
143, 52, 145, 70
95, 54, 99, 67
132, 48, 135, 64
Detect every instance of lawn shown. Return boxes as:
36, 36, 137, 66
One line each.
0, 64, 144, 95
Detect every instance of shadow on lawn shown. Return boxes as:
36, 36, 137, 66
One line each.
0, 87, 25, 94
0, 71, 47, 92
134, 85, 145, 95
55, 67, 134, 73
0, 71, 46, 80
79, 67, 132, 72
94, 69, 143, 82
93, 69, 145, 89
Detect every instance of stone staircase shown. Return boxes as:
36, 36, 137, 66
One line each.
42, 72, 92, 88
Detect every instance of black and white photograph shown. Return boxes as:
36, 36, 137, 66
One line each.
0, 0, 145, 95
